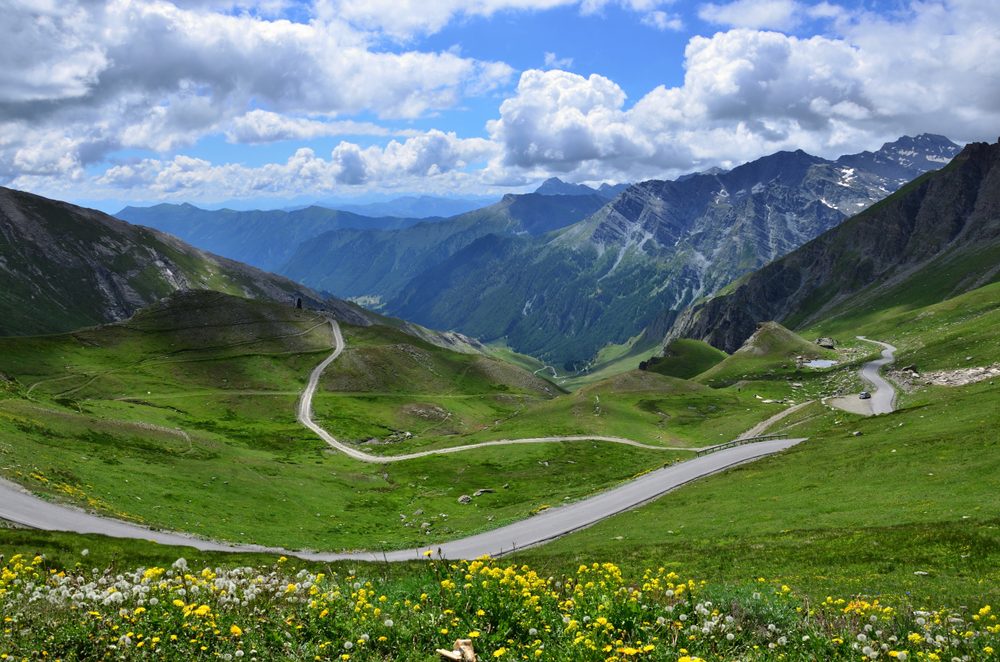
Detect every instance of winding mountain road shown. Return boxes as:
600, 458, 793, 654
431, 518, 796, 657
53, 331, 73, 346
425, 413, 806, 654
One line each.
297, 320, 693, 460
856, 336, 898, 415
0, 436, 804, 561
0, 318, 807, 560
827, 337, 898, 416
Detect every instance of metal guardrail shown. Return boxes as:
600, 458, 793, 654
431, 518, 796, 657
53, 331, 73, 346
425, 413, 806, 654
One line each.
695, 434, 785, 456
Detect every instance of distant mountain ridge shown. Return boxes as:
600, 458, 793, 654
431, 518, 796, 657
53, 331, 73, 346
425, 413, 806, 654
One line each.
0, 187, 370, 336
108, 134, 961, 367
280, 192, 608, 302
381, 134, 961, 364
664, 138, 1000, 352
535, 178, 628, 199
116, 204, 435, 273
330, 195, 497, 218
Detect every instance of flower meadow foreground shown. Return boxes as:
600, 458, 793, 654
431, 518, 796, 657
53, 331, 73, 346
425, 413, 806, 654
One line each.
1, 553, 997, 661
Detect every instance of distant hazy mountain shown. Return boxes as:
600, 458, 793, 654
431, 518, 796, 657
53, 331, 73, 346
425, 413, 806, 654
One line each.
383, 134, 961, 365
116, 204, 429, 273
330, 195, 497, 218
665, 138, 1000, 352
535, 177, 628, 199
0, 188, 368, 336
280, 192, 607, 303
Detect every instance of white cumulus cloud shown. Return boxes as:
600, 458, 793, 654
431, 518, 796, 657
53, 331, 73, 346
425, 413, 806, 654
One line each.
322, 0, 680, 39
699, 0, 802, 31
226, 110, 398, 144
0, 0, 513, 179
486, 1, 1000, 182
91, 130, 498, 200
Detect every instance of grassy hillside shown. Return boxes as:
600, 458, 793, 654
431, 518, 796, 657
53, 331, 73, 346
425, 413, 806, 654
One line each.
807, 279, 1000, 372
0, 187, 345, 337
518, 281, 1000, 605
644, 338, 728, 379
0, 291, 723, 551
1, 256, 997, 661
521, 378, 1000, 604
696, 321, 835, 386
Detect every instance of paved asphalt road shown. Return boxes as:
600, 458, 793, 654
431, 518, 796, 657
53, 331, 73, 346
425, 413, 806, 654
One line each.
0, 317, 807, 560
298, 320, 691, 460
0, 437, 804, 561
856, 336, 898, 415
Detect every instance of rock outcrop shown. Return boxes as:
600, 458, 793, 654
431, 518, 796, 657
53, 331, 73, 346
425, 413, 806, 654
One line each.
664, 140, 1000, 352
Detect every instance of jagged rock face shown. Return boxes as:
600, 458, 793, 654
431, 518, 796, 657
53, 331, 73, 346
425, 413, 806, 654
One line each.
665, 140, 1000, 353
0, 187, 358, 336
835, 134, 959, 185
388, 136, 959, 365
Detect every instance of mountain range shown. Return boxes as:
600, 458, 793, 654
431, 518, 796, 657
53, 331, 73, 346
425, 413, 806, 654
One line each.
112, 134, 960, 366
1, 187, 502, 357
115, 204, 438, 273
379, 134, 961, 365
327, 195, 498, 218
664, 139, 1000, 352
280, 192, 608, 304
534, 178, 629, 199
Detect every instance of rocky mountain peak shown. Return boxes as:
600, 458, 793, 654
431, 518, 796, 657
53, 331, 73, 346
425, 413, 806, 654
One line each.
664, 138, 999, 353
535, 177, 598, 196
836, 133, 960, 183
536, 177, 629, 200
721, 149, 826, 191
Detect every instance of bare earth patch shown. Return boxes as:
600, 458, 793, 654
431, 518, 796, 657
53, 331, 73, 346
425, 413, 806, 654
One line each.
890, 363, 1000, 390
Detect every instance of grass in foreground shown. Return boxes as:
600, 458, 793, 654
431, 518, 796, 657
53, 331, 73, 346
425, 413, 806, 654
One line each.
2, 552, 997, 661
519, 377, 1000, 606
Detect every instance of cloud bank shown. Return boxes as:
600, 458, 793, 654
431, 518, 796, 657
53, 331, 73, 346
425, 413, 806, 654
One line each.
2, 0, 999, 202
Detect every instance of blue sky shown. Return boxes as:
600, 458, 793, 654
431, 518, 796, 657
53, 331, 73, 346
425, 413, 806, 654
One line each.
1, 0, 998, 210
